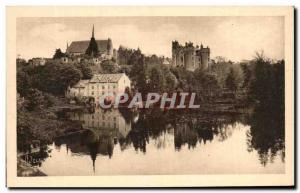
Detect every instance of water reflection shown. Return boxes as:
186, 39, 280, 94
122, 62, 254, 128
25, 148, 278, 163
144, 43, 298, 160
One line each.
18, 105, 284, 175
51, 107, 284, 173
246, 106, 285, 166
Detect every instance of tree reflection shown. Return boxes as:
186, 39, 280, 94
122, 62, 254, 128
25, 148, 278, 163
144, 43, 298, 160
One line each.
52, 105, 284, 170
246, 106, 285, 166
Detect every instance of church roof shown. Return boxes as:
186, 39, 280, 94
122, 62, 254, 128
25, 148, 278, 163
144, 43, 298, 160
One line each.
67, 40, 110, 54
89, 73, 125, 83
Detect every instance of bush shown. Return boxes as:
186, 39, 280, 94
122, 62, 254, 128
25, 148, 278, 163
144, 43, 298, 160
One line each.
26, 89, 45, 111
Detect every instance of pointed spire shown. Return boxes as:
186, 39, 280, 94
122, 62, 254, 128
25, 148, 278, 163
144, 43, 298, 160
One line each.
93, 158, 95, 173
92, 24, 95, 38
66, 42, 69, 52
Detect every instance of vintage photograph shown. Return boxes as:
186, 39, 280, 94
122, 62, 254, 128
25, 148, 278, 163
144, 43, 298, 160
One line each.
7, 6, 294, 187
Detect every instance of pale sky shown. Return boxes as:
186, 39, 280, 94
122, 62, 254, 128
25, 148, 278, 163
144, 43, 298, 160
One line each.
17, 16, 284, 61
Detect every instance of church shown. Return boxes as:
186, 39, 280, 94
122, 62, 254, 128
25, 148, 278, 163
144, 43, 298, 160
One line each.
66, 25, 114, 59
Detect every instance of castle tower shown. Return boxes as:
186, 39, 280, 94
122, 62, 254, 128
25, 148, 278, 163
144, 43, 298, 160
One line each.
184, 42, 196, 71
172, 40, 185, 67
107, 38, 113, 57
172, 41, 179, 67
199, 46, 210, 70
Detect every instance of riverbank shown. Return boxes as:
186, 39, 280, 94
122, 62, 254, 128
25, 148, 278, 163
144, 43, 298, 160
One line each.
17, 96, 85, 176
17, 158, 47, 177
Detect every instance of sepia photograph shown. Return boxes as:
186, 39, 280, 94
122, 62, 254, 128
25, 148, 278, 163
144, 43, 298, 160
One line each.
6, 6, 294, 187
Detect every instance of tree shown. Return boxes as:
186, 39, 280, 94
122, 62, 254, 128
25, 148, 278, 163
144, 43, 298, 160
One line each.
225, 67, 238, 93
117, 46, 134, 65
248, 52, 284, 109
210, 59, 232, 88
241, 62, 253, 90
164, 71, 177, 92
170, 67, 194, 91
193, 69, 220, 100
33, 61, 82, 95
272, 60, 285, 112
53, 48, 66, 59
149, 67, 165, 92
77, 63, 93, 79
129, 52, 145, 81
85, 36, 99, 56
128, 48, 143, 66
133, 55, 148, 96
100, 60, 119, 73
26, 88, 45, 111
17, 63, 33, 96
145, 54, 164, 66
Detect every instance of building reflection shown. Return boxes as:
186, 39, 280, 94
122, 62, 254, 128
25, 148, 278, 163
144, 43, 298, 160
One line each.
54, 108, 133, 171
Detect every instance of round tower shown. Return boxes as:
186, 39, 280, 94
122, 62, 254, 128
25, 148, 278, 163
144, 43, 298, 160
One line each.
199, 46, 210, 70
107, 38, 113, 57
184, 46, 196, 71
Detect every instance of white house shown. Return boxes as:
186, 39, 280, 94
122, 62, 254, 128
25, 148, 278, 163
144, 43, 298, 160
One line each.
29, 57, 47, 66
67, 73, 131, 102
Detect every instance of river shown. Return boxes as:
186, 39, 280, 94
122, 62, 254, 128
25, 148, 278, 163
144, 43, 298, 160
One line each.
22, 107, 285, 175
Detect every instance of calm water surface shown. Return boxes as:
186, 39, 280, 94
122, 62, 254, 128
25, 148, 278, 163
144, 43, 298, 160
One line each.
37, 108, 285, 175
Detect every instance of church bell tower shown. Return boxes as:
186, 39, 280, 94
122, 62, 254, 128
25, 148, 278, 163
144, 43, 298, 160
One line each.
85, 25, 99, 56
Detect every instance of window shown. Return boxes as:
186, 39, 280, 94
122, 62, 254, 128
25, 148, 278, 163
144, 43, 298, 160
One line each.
113, 85, 116, 89
108, 85, 110, 89
102, 85, 105, 89
91, 91, 94, 95
92, 86, 94, 89
113, 117, 116, 121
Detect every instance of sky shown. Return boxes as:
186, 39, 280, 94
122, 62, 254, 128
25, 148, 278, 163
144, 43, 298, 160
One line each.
17, 16, 284, 61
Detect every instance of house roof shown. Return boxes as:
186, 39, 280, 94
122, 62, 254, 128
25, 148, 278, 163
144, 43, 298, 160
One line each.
67, 40, 109, 54
90, 73, 125, 83
73, 80, 89, 88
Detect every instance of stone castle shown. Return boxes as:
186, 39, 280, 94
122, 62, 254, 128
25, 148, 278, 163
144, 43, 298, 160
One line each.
172, 41, 210, 71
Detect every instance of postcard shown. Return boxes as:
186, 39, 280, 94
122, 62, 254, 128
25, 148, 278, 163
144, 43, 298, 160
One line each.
6, 6, 294, 187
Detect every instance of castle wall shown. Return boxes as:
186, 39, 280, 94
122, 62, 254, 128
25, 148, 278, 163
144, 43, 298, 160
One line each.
172, 41, 210, 72
184, 48, 195, 71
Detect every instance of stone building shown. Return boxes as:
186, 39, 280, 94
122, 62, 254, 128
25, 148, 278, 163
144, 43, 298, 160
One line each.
28, 57, 47, 66
172, 41, 210, 71
67, 73, 131, 103
66, 25, 113, 59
